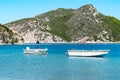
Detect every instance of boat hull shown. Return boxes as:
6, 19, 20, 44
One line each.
24, 48, 48, 55
67, 50, 109, 57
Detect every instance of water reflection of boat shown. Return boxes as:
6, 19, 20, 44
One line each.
68, 56, 107, 60
24, 47, 48, 55
67, 50, 109, 57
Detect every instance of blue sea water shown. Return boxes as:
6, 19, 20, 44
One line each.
0, 43, 120, 80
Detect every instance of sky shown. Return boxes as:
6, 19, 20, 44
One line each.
0, 0, 120, 24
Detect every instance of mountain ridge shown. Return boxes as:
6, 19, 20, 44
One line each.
3, 4, 120, 44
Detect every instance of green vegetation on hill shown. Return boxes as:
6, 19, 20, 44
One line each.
0, 24, 19, 44
5, 4, 120, 43
48, 12, 73, 41
100, 16, 120, 41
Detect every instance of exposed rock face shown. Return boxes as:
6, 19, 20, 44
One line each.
5, 8, 73, 43
66, 4, 104, 41
4, 4, 120, 43
0, 24, 23, 44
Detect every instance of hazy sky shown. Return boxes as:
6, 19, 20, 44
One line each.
0, 0, 120, 24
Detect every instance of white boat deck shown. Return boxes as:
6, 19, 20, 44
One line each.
24, 47, 48, 54
67, 50, 109, 57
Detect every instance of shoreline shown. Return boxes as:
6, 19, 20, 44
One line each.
0, 42, 120, 45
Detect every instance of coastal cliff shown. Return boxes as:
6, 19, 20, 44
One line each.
0, 24, 23, 44
2, 4, 120, 44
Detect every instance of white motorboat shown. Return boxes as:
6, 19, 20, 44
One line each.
67, 50, 109, 57
24, 47, 48, 54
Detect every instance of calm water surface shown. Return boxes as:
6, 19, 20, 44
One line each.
0, 43, 120, 80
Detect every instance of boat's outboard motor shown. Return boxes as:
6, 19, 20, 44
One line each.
26, 47, 30, 51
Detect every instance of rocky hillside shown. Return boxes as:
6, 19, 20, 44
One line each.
5, 4, 120, 43
0, 24, 23, 44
